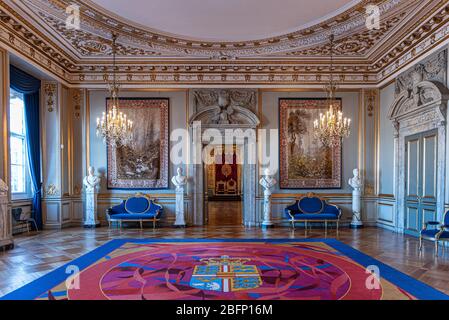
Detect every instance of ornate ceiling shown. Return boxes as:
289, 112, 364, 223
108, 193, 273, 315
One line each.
0, 0, 448, 86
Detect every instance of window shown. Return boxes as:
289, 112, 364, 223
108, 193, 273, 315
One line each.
9, 88, 30, 197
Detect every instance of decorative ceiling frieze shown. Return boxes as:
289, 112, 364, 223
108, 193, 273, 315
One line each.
0, 0, 447, 87
19, 0, 414, 59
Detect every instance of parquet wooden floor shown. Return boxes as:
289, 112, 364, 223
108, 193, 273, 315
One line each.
1, 226, 449, 297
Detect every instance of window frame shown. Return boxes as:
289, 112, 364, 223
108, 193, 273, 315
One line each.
9, 89, 32, 200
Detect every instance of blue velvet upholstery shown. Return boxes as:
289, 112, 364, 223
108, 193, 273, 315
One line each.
284, 194, 341, 231
107, 195, 163, 229
109, 201, 126, 215
298, 197, 324, 214
420, 210, 449, 255
111, 213, 157, 220
291, 213, 338, 220
421, 229, 449, 239
445, 211, 449, 228
125, 197, 150, 214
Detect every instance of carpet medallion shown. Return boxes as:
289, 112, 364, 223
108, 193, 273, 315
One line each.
2, 239, 447, 300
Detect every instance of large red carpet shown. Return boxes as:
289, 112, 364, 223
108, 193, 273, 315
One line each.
2, 239, 447, 300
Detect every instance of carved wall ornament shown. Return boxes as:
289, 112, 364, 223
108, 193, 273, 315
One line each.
73, 185, 81, 196
0, 179, 8, 195
72, 89, 82, 118
192, 89, 258, 125
45, 184, 59, 196
395, 50, 447, 97
365, 90, 377, 117
44, 83, 57, 112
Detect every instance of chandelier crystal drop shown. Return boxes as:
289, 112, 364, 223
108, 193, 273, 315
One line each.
96, 33, 133, 147
313, 34, 351, 147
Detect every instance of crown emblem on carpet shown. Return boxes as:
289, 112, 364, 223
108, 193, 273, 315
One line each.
189, 255, 262, 292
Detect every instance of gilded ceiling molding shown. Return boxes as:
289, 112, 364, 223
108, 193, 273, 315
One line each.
0, 0, 447, 87
20, 0, 407, 59
374, 2, 449, 78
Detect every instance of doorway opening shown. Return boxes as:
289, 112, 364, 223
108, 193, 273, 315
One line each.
204, 144, 243, 226
404, 129, 438, 236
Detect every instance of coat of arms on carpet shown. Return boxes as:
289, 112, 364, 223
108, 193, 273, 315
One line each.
189, 256, 262, 292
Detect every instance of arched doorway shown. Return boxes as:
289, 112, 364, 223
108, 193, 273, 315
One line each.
188, 89, 260, 226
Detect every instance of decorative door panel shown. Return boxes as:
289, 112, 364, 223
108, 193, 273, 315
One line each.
406, 138, 420, 199
404, 130, 438, 237
405, 207, 419, 232
422, 133, 437, 201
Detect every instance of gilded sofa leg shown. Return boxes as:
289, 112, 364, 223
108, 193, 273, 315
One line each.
305, 221, 308, 236
336, 221, 339, 237
291, 220, 295, 230
153, 220, 156, 229
119, 220, 122, 229
419, 237, 423, 251
435, 241, 439, 256
325, 221, 328, 236
140, 220, 143, 229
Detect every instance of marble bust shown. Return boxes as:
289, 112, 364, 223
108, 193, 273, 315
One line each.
172, 167, 187, 191
348, 168, 362, 191
259, 168, 277, 196
83, 166, 100, 193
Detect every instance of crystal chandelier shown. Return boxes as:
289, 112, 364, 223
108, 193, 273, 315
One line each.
96, 33, 133, 147
313, 34, 351, 147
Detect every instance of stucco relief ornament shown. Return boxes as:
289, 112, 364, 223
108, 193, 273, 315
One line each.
212, 91, 235, 124
0, 178, 11, 249
0, 179, 8, 195
348, 168, 363, 229
172, 167, 187, 227
259, 169, 277, 228
83, 166, 101, 228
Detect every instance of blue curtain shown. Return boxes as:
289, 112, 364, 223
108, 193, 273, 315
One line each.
10, 65, 42, 230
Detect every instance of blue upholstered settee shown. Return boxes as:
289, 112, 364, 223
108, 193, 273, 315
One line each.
420, 210, 449, 256
284, 193, 342, 233
106, 194, 163, 229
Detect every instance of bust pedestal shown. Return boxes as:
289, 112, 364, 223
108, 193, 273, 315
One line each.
0, 192, 13, 250
261, 190, 274, 228
350, 188, 363, 229
174, 187, 186, 227
84, 191, 100, 228
259, 170, 276, 229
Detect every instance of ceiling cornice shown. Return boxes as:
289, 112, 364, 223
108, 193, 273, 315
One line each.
0, 0, 447, 87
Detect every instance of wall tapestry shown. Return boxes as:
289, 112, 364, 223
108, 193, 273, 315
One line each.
107, 98, 169, 189
279, 98, 342, 189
